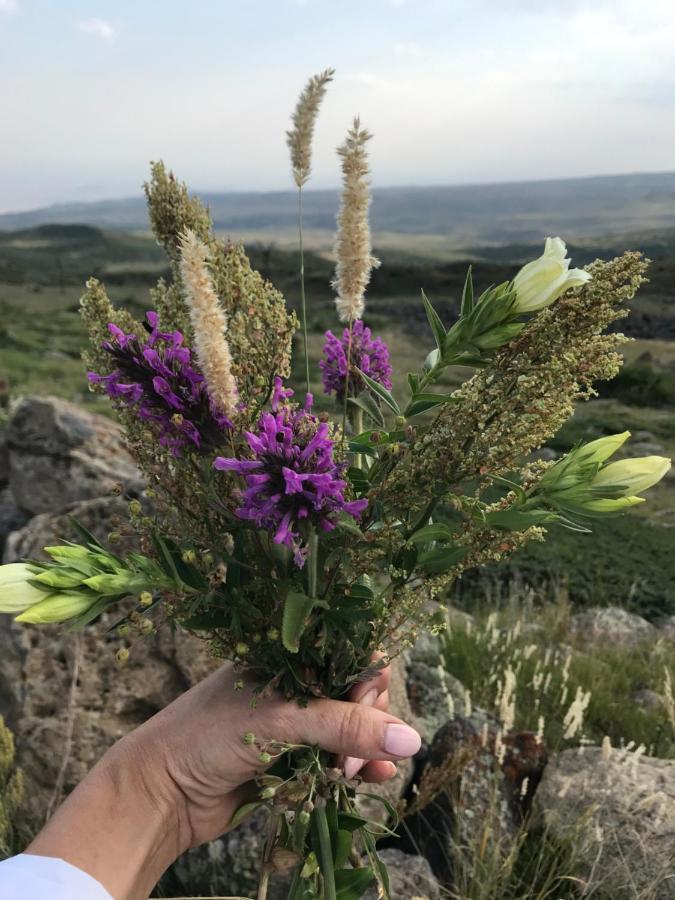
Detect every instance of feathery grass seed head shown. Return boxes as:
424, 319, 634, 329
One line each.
287, 68, 335, 188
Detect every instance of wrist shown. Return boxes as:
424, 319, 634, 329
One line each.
28, 734, 188, 899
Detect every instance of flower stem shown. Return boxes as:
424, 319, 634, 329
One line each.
298, 187, 311, 395
307, 528, 319, 599
314, 804, 337, 900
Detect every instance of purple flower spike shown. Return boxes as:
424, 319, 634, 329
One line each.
214, 379, 368, 567
319, 320, 392, 401
89, 311, 231, 456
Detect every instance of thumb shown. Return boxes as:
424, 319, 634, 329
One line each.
277, 697, 421, 763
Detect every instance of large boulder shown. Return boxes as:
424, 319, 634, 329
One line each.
569, 606, 655, 645
2, 497, 139, 564
5, 396, 143, 516
535, 746, 675, 899
364, 849, 440, 900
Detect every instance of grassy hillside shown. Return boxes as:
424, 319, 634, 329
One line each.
2, 223, 675, 617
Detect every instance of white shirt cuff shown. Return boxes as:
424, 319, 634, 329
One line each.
0, 853, 113, 899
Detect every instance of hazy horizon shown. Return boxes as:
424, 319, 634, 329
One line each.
2, 167, 675, 218
2, 0, 675, 213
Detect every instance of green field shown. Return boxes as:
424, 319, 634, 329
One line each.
2, 223, 675, 617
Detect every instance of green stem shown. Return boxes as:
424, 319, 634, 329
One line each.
351, 406, 363, 469
307, 528, 319, 599
340, 321, 355, 451
314, 804, 337, 900
298, 187, 311, 395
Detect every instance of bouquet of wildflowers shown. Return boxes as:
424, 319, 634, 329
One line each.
0, 70, 670, 899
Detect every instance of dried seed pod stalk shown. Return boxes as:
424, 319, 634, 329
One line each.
333, 118, 380, 323
179, 229, 238, 417
286, 68, 335, 188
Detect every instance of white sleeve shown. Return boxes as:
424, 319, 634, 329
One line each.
0, 853, 113, 899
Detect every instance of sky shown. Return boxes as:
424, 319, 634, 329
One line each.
1, 0, 675, 212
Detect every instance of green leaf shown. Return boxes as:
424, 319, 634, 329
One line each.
334, 830, 353, 870
407, 523, 455, 545
348, 394, 385, 428
356, 370, 401, 416
282, 590, 316, 653
405, 392, 456, 418
335, 867, 375, 900
417, 545, 468, 574
347, 466, 370, 494
68, 517, 104, 550
335, 514, 366, 539
230, 800, 262, 828
345, 583, 374, 601
473, 321, 524, 351
407, 372, 419, 394
151, 532, 181, 586
461, 265, 474, 317
337, 812, 369, 832
421, 289, 446, 351
487, 508, 558, 530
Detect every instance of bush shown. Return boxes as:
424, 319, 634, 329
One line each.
600, 362, 675, 409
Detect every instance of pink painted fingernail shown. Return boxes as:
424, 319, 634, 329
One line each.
383, 724, 421, 758
344, 689, 379, 778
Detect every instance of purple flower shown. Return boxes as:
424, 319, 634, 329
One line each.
88, 311, 231, 456
214, 378, 368, 566
319, 320, 392, 401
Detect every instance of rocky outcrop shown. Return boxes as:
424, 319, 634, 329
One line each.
569, 606, 656, 645
535, 746, 675, 899
364, 849, 440, 900
1, 396, 144, 561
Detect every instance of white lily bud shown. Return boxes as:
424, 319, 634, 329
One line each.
513, 237, 591, 313
0, 563, 48, 614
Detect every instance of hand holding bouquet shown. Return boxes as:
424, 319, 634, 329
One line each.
0, 70, 670, 899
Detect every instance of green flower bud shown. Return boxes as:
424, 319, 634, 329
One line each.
261, 786, 276, 799
128, 500, 142, 516
243, 732, 256, 745
139, 591, 153, 607
259, 751, 272, 764
107, 532, 121, 544
116, 648, 130, 665
298, 810, 311, 825
266, 628, 280, 641
15, 591, 97, 624
181, 550, 196, 564
592, 456, 671, 497
235, 642, 249, 656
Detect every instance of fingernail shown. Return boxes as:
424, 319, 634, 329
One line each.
384, 724, 421, 758
344, 756, 363, 779
344, 689, 379, 779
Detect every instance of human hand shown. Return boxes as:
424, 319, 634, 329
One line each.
28, 661, 421, 899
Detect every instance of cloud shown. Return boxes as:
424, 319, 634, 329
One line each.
78, 18, 117, 41
0, 0, 18, 13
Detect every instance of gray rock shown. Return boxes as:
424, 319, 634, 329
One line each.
569, 607, 655, 645
5, 396, 143, 515
364, 849, 440, 900
404, 632, 465, 744
632, 430, 656, 443
633, 689, 666, 712
656, 615, 675, 643
535, 747, 675, 899
0, 488, 29, 557
3, 497, 138, 563
0, 429, 8, 488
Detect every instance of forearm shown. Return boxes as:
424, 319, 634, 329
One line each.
27, 736, 185, 900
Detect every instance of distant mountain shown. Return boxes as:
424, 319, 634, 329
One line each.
2, 172, 675, 246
